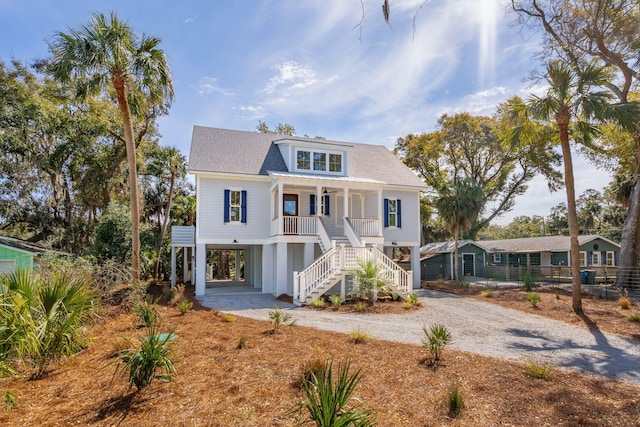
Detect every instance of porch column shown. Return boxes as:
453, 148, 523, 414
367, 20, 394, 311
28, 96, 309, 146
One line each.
235, 249, 241, 281
182, 247, 189, 283
262, 243, 274, 294
411, 245, 420, 289
252, 246, 262, 288
276, 242, 288, 295
244, 248, 251, 284
278, 182, 284, 235
316, 186, 322, 217
195, 243, 207, 296
377, 188, 384, 236
343, 187, 349, 219
304, 242, 315, 268
170, 246, 176, 287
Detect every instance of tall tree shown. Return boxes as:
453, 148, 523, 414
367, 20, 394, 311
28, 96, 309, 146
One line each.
395, 111, 560, 239
511, 0, 640, 285
509, 60, 636, 313
435, 178, 484, 281
49, 12, 174, 280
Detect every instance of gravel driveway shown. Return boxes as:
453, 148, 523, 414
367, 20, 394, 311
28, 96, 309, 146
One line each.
197, 289, 640, 386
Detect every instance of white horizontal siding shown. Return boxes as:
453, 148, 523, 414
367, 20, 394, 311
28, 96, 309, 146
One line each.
197, 177, 271, 241
382, 190, 420, 245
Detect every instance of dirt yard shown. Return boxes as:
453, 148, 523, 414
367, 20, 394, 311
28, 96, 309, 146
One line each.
1, 283, 639, 426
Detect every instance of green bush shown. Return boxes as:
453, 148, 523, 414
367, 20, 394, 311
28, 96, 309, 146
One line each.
421, 324, 452, 366
311, 298, 326, 308
627, 313, 640, 322
113, 322, 177, 391
526, 293, 542, 308
176, 299, 192, 315
292, 359, 374, 426
268, 306, 296, 333
350, 259, 390, 303
329, 294, 342, 310
132, 297, 160, 329
446, 383, 464, 416
521, 271, 537, 291
355, 301, 368, 313
0, 269, 94, 378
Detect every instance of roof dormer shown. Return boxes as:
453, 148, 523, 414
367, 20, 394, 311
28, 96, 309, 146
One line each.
275, 138, 351, 177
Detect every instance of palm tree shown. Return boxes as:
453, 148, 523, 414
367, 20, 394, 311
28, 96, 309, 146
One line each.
49, 12, 174, 281
509, 60, 638, 313
436, 178, 483, 281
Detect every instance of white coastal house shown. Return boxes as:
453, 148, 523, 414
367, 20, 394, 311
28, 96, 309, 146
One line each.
175, 126, 426, 304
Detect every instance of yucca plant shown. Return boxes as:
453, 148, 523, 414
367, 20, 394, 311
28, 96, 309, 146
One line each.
421, 324, 452, 366
268, 306, 296, 333
113, 322, 177, 391
133, 297, 160, 329
292, 359, 374, 426
350, 259, 390, 304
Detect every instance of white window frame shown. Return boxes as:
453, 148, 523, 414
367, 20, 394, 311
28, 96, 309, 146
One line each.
229, 189, 242, 223
294, 148, 344, 174
492, 253, 501, 264
606, 251, 615, 266
387, 198, 398, 228
579, 251, 587, 267
591, 251, 601, 266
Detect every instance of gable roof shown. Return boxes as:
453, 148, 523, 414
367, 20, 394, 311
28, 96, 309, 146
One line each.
189, 126, 426, 188
0, 236, 65, 256
420, 240, 485, 254
478, 235, 620, 253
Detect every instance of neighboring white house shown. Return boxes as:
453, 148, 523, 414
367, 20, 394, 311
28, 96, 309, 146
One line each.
181, 126, 426, 304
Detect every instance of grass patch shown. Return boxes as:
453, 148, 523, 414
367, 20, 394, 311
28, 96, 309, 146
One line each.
311, 298, 326, 309
445, 383, 464, 417
220, 313, 236, 323
481, 289, 494, 298
236, 335, 247, 350
329, 294, 342, 310
627, 313, 640, 322
525, 358, 555, 380
349, 328, 372, 344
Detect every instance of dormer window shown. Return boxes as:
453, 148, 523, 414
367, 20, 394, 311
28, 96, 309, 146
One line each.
295, 148, 344, 174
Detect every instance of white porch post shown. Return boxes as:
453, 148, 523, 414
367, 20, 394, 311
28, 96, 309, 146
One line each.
377, 188, 383, 236
182, 247, 189, 283
343, 187, 349, 219
195, 243, 206, 296
316, 185, 322, 217
253, 246, 262, 288
411, 245, 420, 289
262, 244, 274, 294
170, 246, 176, 288
278, 182, 284, 235
244, 248, 251, 284
276, 242, 287, 295
304, 242, 315, 268
235, 249, 241, 281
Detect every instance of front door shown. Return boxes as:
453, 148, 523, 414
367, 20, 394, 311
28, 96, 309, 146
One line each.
283, 194, 298, 234
462, 254, 474, 276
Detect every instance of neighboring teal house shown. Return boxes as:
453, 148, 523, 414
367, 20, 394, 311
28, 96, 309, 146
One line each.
0, 236, 61, 274
419, 240, 487, 280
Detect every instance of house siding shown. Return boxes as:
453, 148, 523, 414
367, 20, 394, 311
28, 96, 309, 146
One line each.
0, 245, 33, 272
382, 190, 420, 244
197, 177, 271, 241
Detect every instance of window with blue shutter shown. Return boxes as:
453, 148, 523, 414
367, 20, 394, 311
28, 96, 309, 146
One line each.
224, 189, 246, 223
384, 198, 389, 227
310, 194, 316, 215
384, 198, 401, 228
241, 190, 247, 223
397, 199, 402, 228
323, 194, 330, 216
224, 190, 230, 223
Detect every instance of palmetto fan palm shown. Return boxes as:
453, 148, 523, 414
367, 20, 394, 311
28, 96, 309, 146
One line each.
508, 60, 638, 313
49, 12, 174, 281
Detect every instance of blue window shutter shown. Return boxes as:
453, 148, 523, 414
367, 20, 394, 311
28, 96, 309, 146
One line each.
241, 190, 247, 223
223, 190, 230, 223
310, 194, 316, 215
397, 199, 402, 228
324, 195, 330, 216
384, 198, 389, 227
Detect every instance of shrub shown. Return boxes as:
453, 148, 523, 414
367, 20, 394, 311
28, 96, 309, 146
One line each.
421, 324, 452, 366
113, 323, 178, 391
220, 313, 236, 323
169, 284, 185, 306
329, 294, 342, 310
349, 328, 372, 344
521, 271, 537, 291
236, 335, 247, 349
292, 359, 374, 426
457, 279, 469, 289
481, 289, 493, 298
4, 391, 17, 410
526, 293, 541, 308
355, 301, 368, 313
350, 259, 390, 303
446, 383, 464, 416
627, 313, 640, 322
268, 306, 296, 333
619, 297, 631, 310
176, 299, 192, 315
0, 269, 95, 378
406, 293, 419, 305
525, 358, 555, 380
311, 298, 326, 309
132, 297, 160, 329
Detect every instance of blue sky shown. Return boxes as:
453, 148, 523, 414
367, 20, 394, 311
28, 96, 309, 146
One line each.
0, 0, 611, 225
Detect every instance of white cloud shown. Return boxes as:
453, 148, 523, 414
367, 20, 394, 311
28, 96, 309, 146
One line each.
184, 17, 195, 24
262, 61, 337, 95
197, 77, 234, 97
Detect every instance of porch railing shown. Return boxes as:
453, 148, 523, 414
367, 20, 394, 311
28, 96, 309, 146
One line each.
349, 218, 381, 237
283, 216, 318, 235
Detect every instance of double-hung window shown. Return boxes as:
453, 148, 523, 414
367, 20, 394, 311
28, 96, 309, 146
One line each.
579, 251, 587, 267
224, 189, 247, 223
606, 251, 615, 266
591, 251, 601, 266
384, 198, 402, 228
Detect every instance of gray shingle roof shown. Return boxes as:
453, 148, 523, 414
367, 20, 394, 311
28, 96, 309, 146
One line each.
189, 126, 426, 188
420, 240, 481, 254
478, 235, 619, 253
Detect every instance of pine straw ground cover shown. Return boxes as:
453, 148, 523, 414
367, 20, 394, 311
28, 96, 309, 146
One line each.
0, 285, 639, 426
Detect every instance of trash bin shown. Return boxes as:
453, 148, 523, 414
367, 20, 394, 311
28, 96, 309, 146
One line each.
585, 270, 596, 285
580, 270, 588, 284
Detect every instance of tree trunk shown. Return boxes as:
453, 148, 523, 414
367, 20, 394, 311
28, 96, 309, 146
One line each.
453, 229, 459, 282
558, 120, 582, 313
113, 76, 141, 282
154, 170, 176, 280
616, 133, 640, 287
